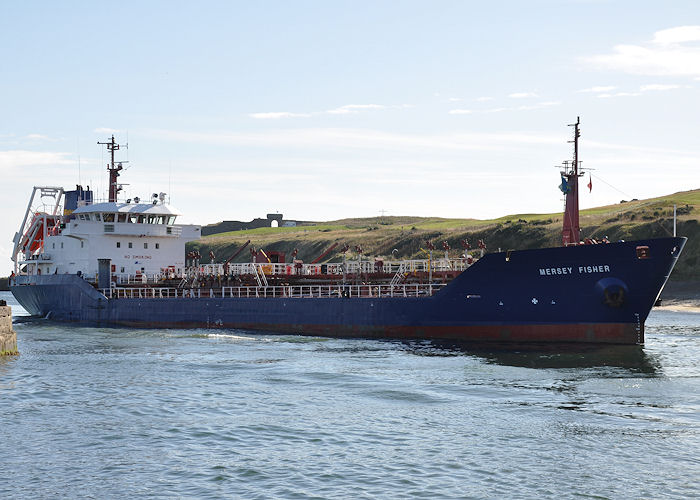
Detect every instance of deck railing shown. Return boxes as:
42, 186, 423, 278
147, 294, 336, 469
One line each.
195, 258, 470, 278
99, 283, 447, 299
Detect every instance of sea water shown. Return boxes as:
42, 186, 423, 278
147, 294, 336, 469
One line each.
0, 291, 698, 499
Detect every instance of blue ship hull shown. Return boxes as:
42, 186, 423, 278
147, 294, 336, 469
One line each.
11, 237, 686, 344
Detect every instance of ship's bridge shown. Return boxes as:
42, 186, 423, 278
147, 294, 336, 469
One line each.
72, 202, 180, 225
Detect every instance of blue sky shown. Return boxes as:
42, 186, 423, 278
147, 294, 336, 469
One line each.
2, 1, 700, 273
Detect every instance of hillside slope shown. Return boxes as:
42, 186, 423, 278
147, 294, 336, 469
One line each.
190, 189, 700, 281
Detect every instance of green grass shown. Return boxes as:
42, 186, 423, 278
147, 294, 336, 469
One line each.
192, 188, 700, 280
204, 223, 351, 239
202, 190, 699, 239
201, 189, 700, 244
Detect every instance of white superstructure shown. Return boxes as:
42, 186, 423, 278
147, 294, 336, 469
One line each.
13, 194, 200, 281
11, 135, 201, 282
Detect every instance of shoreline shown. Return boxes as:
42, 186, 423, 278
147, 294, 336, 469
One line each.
654, 300, 700, 314
658, 280, 700, 313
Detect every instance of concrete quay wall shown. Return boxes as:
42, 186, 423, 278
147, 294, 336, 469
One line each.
0, 303, 17, 355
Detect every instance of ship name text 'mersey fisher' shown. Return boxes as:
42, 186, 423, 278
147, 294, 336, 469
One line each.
539, 264, 612, 276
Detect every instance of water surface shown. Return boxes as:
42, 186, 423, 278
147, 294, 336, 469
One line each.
1, 292, 698, 499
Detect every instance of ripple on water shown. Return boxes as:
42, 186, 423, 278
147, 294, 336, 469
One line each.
0, 297, 698, 499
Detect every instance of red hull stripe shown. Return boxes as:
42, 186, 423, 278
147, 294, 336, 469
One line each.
112, 321, 643, 345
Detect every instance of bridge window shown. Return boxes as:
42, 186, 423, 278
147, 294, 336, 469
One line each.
128, 242, 133, 249
116, 242, 121, 248
144, 243, 148, 249
103, 213, 115, 222
155, 243, 160, 249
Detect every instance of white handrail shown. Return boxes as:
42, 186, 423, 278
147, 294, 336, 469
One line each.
109, 257, 474, 285
99, 283, 447, 299
189, 258, 471, 278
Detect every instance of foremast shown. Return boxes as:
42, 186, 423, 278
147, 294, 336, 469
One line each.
560, 117, 583, 246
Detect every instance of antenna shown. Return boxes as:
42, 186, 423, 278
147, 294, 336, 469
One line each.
567, 116, 581, 176
169, 160, 172, 205
77, 137, 81, 186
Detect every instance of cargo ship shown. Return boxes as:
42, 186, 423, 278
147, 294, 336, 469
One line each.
9, 120, 686, 344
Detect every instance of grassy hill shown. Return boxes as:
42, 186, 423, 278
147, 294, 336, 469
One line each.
191, 189, 700, 281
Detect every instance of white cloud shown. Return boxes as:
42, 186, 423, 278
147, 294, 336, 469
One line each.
577, 86, 617, 93
94, 127, 120, 134
0, 150, 73, 170
597, 92, 642, 98
451, 101, 559, 114
595, 83, 685, 98
516, 101, 560, 111
508, 92, 538, 98
475, 96, 493, 102
249, 104, 412, 119
249, 112, 311, 119
25, 134, 51, 141
584, 25, 700, 76
326, 104, 387, 114
639, 83, 682, 91
447, 97, 464, 102
652, 25, 700, 45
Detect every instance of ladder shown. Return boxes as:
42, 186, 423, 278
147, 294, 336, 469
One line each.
390, 262, 407, 286
254, 264, 268, 287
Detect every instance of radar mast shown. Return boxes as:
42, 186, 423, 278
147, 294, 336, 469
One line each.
97, 135, 128, 202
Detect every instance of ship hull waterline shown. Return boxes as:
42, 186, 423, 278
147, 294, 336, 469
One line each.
11, 237, 686, 345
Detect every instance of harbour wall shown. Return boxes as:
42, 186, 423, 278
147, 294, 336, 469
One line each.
0, 301, 17, 355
